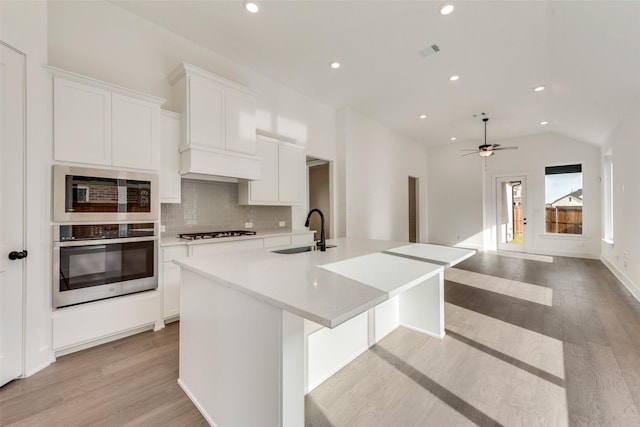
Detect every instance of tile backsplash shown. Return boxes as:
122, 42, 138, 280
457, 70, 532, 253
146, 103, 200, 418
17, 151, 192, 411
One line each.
161, 180, 292, 234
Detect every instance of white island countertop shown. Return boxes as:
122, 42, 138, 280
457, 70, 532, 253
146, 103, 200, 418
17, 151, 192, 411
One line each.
174, 237, 450, 328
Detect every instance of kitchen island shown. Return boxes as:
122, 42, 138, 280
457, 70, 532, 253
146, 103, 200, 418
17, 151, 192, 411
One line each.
174, 238, 474, 427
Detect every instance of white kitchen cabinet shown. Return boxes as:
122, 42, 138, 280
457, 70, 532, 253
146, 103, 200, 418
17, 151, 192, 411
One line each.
49, 68, 164, 171
187, 73, 225, 150
225, 87, 256, 154
160, 110, 182, 203
244, 139, 279, 202
238, 137, 304, 206
53, 77, 112, 165
161, 245, 187, 321
112, 93, 160, 170
263, 235, 291, 248
168, 62, 260, 180
278, 142, 304, 204
189, 239, 263, 257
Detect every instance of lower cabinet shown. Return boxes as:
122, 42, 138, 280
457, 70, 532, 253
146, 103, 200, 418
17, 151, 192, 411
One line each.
161, 245, 187, 321
160, 233, 313, 320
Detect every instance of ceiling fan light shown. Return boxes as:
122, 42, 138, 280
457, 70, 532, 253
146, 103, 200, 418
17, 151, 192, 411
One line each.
479, 150, 493, 157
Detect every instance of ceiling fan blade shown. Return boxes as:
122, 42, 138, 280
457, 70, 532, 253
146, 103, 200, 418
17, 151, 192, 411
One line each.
460, 151, 480, 157
459, 149, 479, 151
493, 146, 518, 150
491, 144, 501, 148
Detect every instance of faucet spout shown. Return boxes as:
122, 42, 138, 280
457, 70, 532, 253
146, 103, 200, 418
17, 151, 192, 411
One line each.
304, 209, 326, 251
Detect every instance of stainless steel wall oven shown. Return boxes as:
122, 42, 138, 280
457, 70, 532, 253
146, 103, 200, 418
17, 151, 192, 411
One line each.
53, 223, 158, 309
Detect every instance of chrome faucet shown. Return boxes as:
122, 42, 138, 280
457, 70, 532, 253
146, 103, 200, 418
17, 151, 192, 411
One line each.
304, 208, 326, 251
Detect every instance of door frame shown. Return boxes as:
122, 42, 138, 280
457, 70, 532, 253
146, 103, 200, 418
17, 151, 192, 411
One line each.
306, 157, 334, 240
495, 175, 528, 253
0, 39, 27, 385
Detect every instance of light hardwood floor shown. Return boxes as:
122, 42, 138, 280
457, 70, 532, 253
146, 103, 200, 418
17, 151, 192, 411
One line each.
2, 252, 640, 426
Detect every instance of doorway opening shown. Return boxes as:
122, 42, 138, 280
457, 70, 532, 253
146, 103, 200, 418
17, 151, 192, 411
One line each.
307, 157, 331, 241
497, 176, 526, 252
408, 176, 419, 243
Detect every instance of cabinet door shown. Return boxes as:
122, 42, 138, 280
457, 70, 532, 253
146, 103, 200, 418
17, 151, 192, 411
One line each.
160, 111, 182, 203
112, 94, 159, 170
225, 88, 256, 154
188, 74, 225, 150
278, 144, 304, 203
249, 139, 278, 202
53, 77, 111, 165
162, 263, 181, 319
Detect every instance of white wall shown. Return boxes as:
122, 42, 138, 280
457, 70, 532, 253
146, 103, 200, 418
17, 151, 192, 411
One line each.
428, 143, 484, 249
428, 132, 601, 257
600, 106, 640, 298
47, 0, 336, 228
1, 0, 54, 375
341, 108, 428, 242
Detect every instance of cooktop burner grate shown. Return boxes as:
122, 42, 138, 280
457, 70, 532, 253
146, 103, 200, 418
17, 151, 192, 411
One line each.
178, 230, 257, 240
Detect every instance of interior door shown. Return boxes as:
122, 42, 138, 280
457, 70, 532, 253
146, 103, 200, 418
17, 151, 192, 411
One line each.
0, 41, 26, 386
496, 176, 526, 252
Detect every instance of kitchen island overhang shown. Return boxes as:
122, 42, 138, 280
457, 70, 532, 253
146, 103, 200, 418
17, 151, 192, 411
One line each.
175, 238, 474, 426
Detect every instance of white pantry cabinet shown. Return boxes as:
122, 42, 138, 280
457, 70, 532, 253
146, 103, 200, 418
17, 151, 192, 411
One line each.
160, 110, 182, 203
50, 67, 164, 171
238, 136, 304, 206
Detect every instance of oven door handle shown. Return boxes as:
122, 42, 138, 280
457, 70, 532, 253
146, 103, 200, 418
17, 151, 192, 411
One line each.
54, 236, 157, 248
60, 244, 107, 252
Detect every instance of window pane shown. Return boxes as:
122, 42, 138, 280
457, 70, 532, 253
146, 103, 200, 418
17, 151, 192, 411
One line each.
545, 166, 583, 234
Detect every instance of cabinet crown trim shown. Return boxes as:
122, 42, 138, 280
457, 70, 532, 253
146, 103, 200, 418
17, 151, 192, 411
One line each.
167, 61, 255, 96
45, 66, 165, 105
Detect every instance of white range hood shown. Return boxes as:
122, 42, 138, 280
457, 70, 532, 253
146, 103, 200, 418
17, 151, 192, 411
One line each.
180, 146, 261, 183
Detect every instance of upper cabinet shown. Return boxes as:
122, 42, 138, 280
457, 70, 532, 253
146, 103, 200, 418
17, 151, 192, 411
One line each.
238, 133, 304, 206
168, 62, 260, 181
50, 67, 164, 171
160, 110, 182, 204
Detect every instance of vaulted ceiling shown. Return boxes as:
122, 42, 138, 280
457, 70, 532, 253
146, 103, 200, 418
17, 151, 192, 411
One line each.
112, 0, 640, 147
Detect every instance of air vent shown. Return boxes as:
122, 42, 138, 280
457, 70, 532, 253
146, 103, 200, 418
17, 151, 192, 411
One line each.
419, 44, 440, 58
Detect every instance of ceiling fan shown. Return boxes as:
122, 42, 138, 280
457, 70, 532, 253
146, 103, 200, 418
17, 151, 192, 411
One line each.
460, 117, 518, 157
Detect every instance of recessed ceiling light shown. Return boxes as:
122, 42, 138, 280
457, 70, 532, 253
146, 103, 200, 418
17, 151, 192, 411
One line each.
534, 86, 545, 92
449, 75, 460, 81
419, 114, 427, 119
450, 137, 457, 141
440, 3, 455, 15
330, 61, 341, 69
243, 1, 259, 13
540, 121, 548, 125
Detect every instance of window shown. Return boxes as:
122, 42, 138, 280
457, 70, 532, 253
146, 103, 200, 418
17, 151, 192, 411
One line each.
603, 154, 613, 241
545, 164, 583, 234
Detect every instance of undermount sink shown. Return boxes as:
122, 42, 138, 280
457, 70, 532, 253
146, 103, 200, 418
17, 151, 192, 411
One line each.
272, 245, 337, 254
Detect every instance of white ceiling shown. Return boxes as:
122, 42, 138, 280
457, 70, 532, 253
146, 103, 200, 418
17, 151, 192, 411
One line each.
111, 0, 640, 147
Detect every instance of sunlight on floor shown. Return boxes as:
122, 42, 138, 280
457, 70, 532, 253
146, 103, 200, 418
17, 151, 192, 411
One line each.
446, 303, 565, 380
446, 268, 553, 306
494, 250, 554, 263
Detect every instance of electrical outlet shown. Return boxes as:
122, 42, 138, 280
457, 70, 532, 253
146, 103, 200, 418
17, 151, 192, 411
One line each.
244, 222, 253, 229
279, 221, 285, 227
160, 225, 166, 233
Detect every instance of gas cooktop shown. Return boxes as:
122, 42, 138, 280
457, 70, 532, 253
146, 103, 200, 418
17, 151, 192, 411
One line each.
178, 230, 257, 240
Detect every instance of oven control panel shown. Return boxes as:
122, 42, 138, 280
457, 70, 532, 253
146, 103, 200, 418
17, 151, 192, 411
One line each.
56, 223, 156, 241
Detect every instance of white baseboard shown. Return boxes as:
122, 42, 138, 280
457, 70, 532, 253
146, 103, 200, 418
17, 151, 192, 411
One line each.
601, 256, 640, 303
178, 378, 218, 427
401, 323, 446, 339
53, 322, 156, 357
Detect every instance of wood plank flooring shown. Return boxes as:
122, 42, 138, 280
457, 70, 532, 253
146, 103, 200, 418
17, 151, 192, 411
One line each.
2, 252, 640, 426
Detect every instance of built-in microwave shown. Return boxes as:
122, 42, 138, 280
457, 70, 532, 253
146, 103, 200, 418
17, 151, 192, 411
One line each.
52, 165, 158, 222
